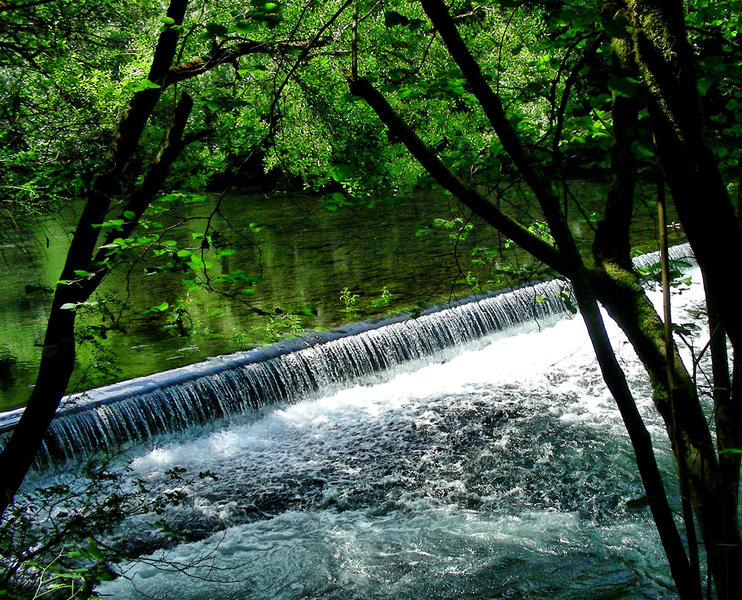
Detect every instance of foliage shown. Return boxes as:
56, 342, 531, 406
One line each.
339, 286, 359, 313
264, 311, 303, 340
369, 286, 395, 308
0, 462, 225, 599
2, 0, 742, 597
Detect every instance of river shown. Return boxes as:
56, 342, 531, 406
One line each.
19, 264, 701, 600
0, 181, 679, 411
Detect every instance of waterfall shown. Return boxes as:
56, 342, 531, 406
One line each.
0, 244, 696, 465
630, 242, 695, 273
0, 278, 572, 464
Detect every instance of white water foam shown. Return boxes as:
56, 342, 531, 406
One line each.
90, 270, 704, 600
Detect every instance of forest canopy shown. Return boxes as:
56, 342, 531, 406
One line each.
2, 0, 736, 214
1, 0, 742, 598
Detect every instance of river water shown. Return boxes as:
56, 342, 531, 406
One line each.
0, 191, 506, 409
62, 270, 701, 600
0, 182, 680, 411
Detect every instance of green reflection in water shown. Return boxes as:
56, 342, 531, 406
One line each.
0, 182, 679, 411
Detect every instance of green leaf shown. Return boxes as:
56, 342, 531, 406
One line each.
187, 257, 213, 270
123, 210, 136, 219
252, 3, 282, 27
607, 75, 640, 98
330, 164, 353, 182
60, 303, 78, 311
205, 23, 229, 36
87, 538, 103, 560
719, 448, 742, 454
161, 16, 175, 25
92, 219, 125, 231
127, 79, 162, 93
231, 20, 252, 34
397, 87, 413, 99
601, 14, 630, 39
147, 302, 170, 312
74, 269, 90, 278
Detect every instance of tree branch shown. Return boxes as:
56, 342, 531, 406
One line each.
345, 73, 565, 273
91, 92, 194, 277
0, 0, 192, 521
419, 0, 582, 275
165, 39, 328, 87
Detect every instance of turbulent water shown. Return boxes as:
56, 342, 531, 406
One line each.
10, 278, 570, 464
43, 270, 701, 600
7, 248, 700, 600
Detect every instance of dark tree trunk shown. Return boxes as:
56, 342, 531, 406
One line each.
346, 68, 700, 599
592, 36, 638, 271
348, 1, 742, 596
624, 3, 742, 596
0, 0, 191, 519
627, 0, 742, 359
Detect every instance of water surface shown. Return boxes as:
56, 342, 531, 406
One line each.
78, 272, 702, 599
0, 181, 679, 410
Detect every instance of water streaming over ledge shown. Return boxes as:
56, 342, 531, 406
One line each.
0, 244, 696, 465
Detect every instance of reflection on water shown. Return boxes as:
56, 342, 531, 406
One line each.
0, 192, 506, 409
0, 182, 678, 409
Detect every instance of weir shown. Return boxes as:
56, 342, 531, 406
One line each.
0, 244, 695, 465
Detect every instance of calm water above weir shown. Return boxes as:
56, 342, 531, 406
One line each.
0, 182, 678, 410
0, 191, 498, 409
20, 266, 701, 600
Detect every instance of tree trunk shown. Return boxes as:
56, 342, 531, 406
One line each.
624, 3, 742, 595
0, 0, 190, 519
571, 277, 702, 600
346, 68, 701, 599
626, 0, 742, 361
348, 1, 742, 595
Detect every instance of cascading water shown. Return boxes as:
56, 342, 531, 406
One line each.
4, 244, 701, 599
0, 242, 696, 465
1, 277, 577, 464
